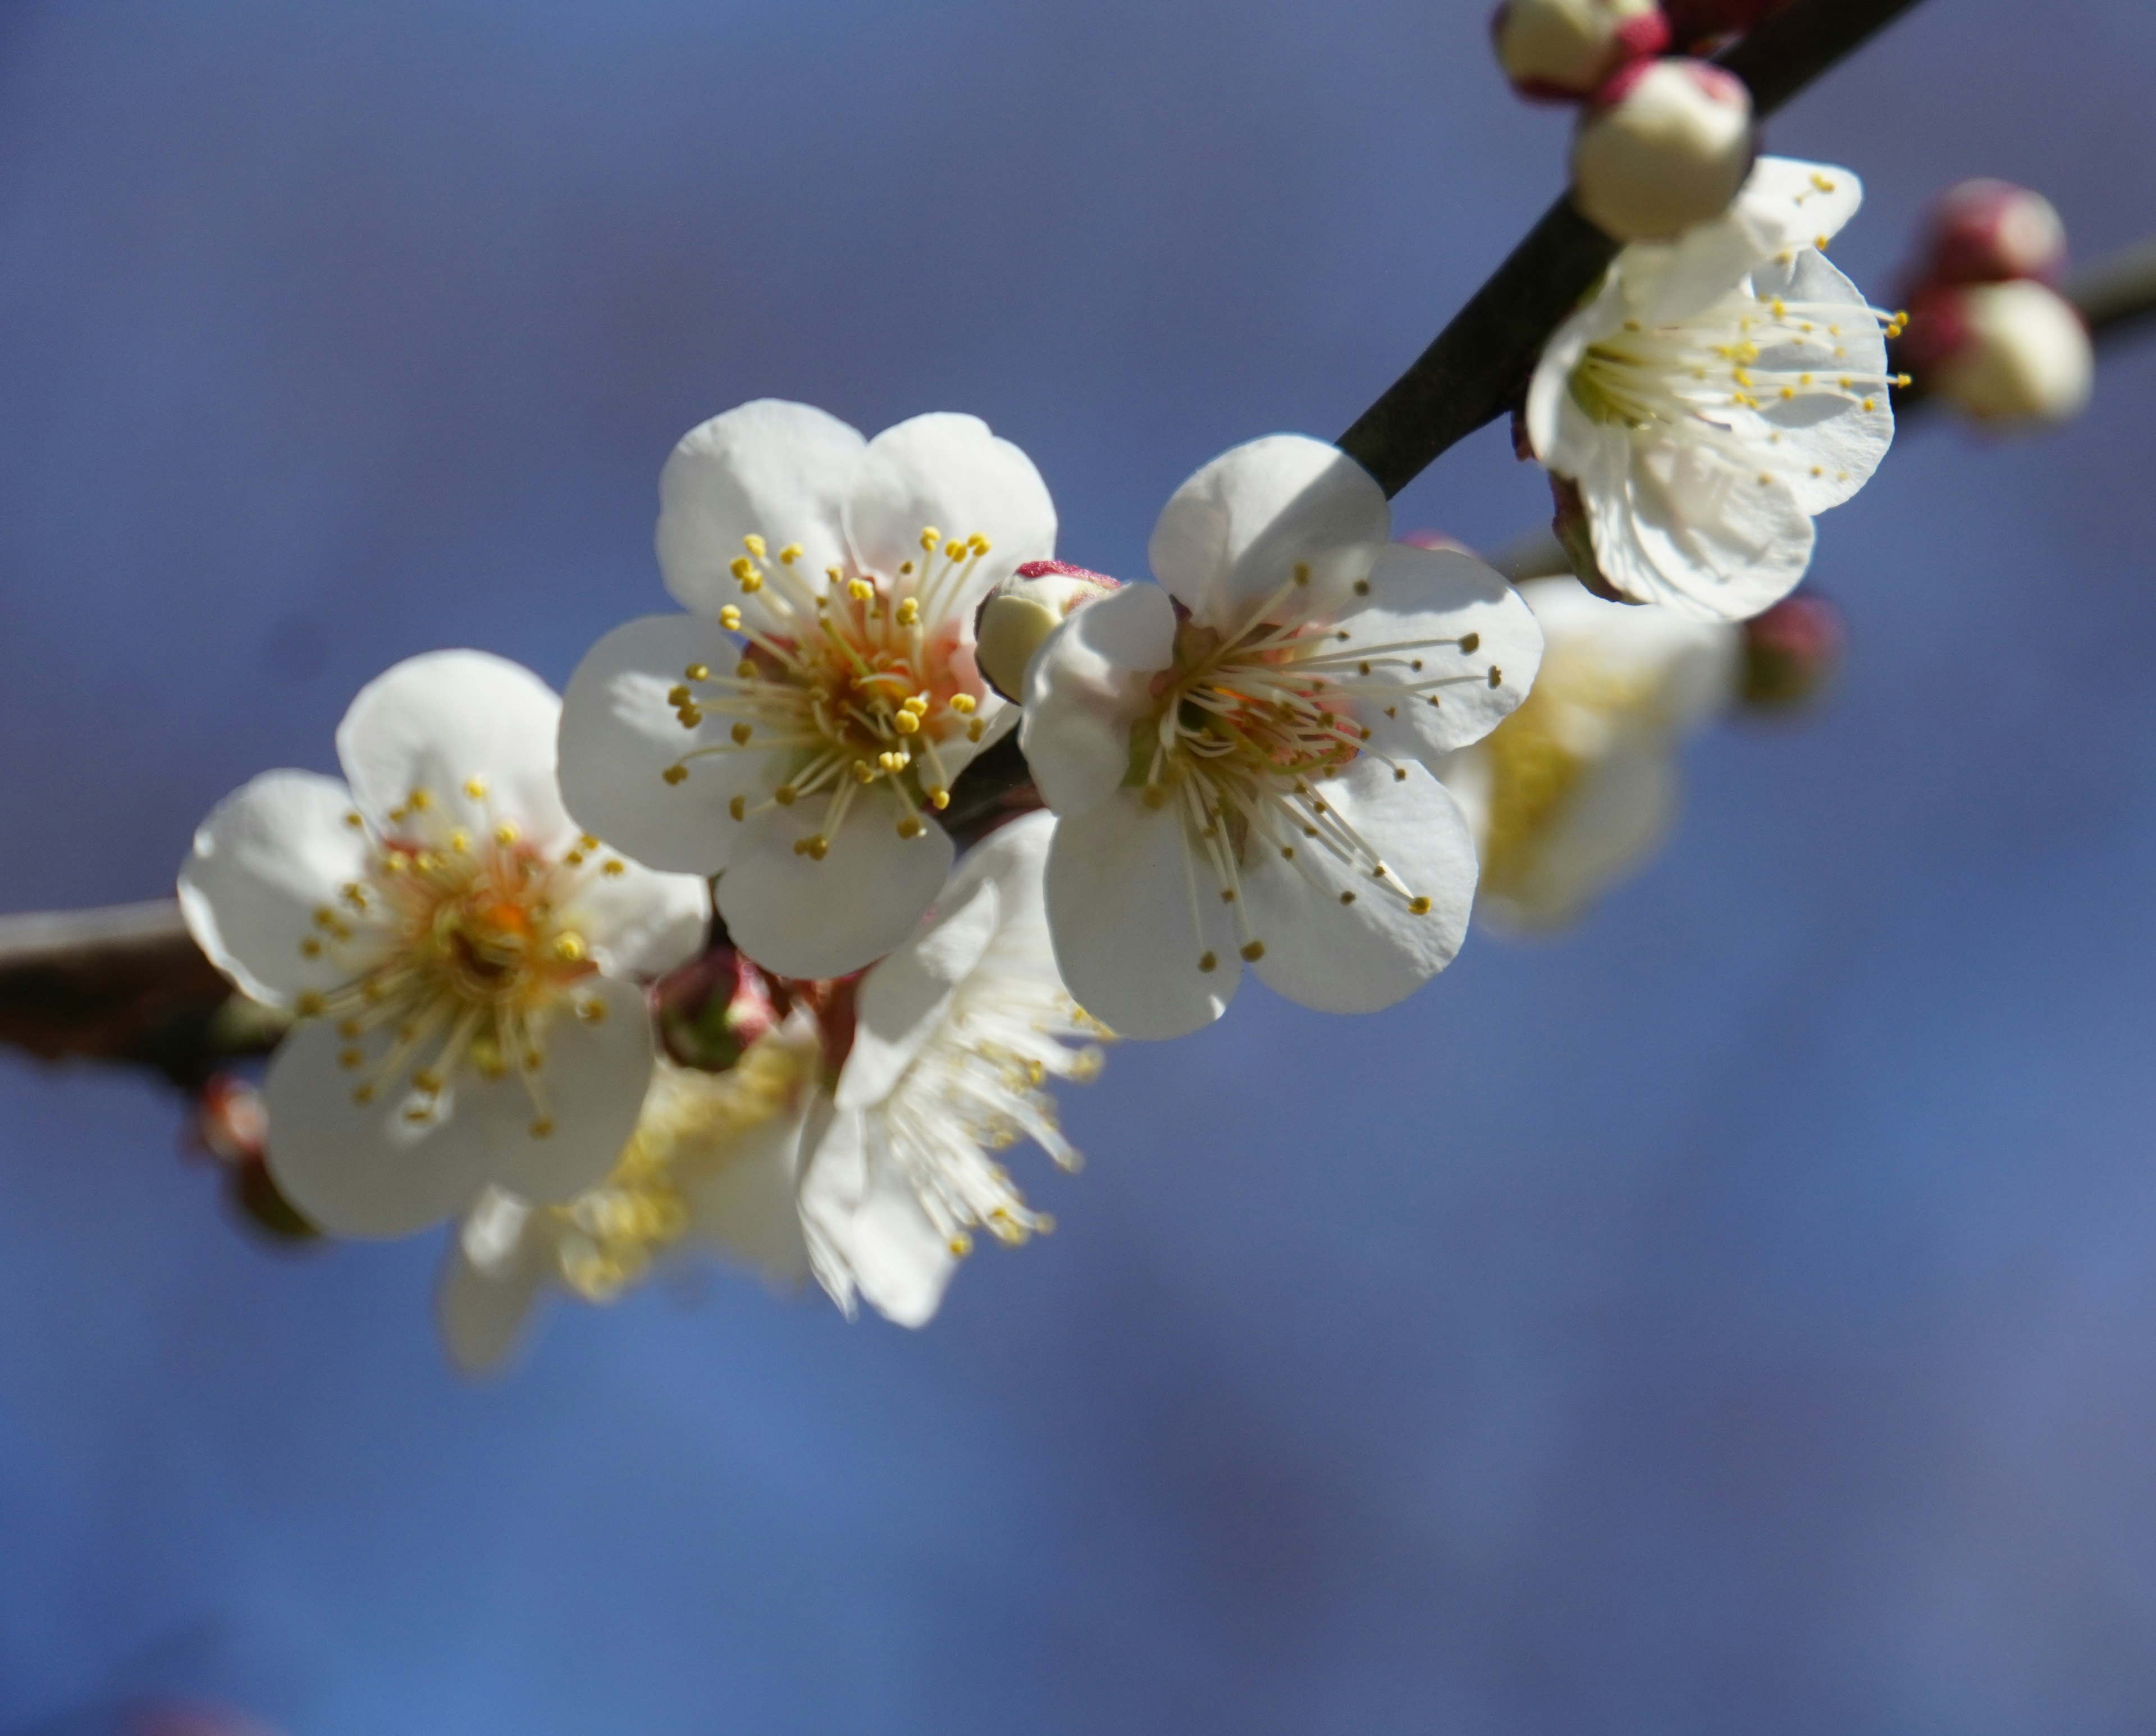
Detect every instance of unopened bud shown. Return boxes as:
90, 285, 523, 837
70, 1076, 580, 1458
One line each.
1739, 591, 1844, 710
1570, 58, 1754, 242
195, 1073, 268, 1167
974, 560, 1120, 702
1491, 0, 1669, 101
1923, 179, 2067, 287
1903, 280, 2093, 427
654, 945, 779, 1072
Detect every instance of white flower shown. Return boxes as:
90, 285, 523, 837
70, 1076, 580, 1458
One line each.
437, 1030, 824, 1372
798, 811, 1104, 1326
1438, 577, 1737, 928
1019, 435, 1545, 1039
1528, 157, 1903, 620
556, 399, 1056, 980
177, 651, 710, 1238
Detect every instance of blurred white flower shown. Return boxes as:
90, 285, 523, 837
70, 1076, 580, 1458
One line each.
557, 399, 1056, 980
179, 651, 709, 1238
1020, 435, 1543, 1038
1438, 577, 1738, 929
439, 1029, 824, 1372
799, 811, 1104, 1326
1528, 157, 1904, 620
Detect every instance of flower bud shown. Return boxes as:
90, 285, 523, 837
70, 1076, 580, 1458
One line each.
1738, 591, 1844, 710
1570, 58, 1754, 242
1491, 0, 1669, 101
194, 1072, 268, 1167
974, 560, 1120, 702
1923, 179, 2067, 286
654, 945, 779, 1073
1902, 280, 2093, 427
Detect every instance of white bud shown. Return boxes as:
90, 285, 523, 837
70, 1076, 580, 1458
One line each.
974, 562, 1120, 702
1934, 280, 2093, 427
1493, 0, 1668, 99
1570, 58, 1754, 242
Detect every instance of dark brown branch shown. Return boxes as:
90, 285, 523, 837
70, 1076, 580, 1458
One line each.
1336, 0, 1933, 497
2067, 239, 2156, 342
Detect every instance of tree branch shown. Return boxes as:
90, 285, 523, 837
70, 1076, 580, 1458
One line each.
1336, 0, 1932, 497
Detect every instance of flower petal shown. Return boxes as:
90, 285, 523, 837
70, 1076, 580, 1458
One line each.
557, 613, 777, 877
1342, 543, 1545, 765
656, 400, 866, 618
556, 855, 709, 980
486, 975, 660, 1204
337, 650, 572, 847
1044, 788, 1237, 1039
1148, 434, 1391, 628
836, 874, 1000, 1112
1020, 581, 1176, 817
1589, 441, 1814, 620
680, 1063, 816, 1283
843, 413, 1057, 611
436, 1188, 557, 1374
718, 783, 954, 979
1744, 249, 1893, 514
1477, 742, 1678, 933
177, 769, 381, 1009
798, 1105, 960, 1327
1527, 279, 1621, 469
1520, 575, 1739, 731
1241, 757, 1475, 1015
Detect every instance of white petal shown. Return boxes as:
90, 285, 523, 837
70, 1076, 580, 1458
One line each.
1528, 278, 1622, 467
436, 1189, 557, 1374
336, 650, 572, 847
1242, 758, 1475, 1015
177, 769, 380, 1009
1520, 575, 1739, 730
558, 613, 778, 876
798, 1105, 959, 1327
486, 975, 661, 1203
1044, 788, 1237, 1040
556, 855, 709, 980
718, 783, 954, 979
656, 400, 866, 616
836, 875, 1000, 1111
1019, 582, 1176, 817
1477, 743, 1677, 932
1342, 544, 1545, 765
1589, 442, 1814, 620
1729, 156, 1864, 258
1148, 434, 1391, 628
1743, 249, 1893, 513
843, 413, 1057, 610
263, 1017, 500, 1238
679, 1065, 815, 1283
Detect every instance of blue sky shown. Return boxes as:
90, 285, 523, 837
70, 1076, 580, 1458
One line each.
3, 2, 2156, 1732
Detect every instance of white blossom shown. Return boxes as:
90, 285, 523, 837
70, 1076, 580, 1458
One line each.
1438, 577, 1737, 928
556, 399, 1056, 980
438, 1031, 824, 1372
178, 651, 710, 1238
799, 812, 1104, 1326
1020, 435, 1544, 1039
1529, 157, 1903, 620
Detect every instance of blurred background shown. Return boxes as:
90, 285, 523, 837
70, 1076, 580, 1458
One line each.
3, 1, 2154, 1730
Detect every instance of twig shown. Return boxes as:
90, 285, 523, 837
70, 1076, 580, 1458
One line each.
1336, 0, 1932, 497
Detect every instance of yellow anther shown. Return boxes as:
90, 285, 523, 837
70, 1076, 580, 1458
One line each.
1861, 396, 1877, 412
1408, 896, 1432, 915
878, 751, 908, 772
737, 660, 756, 679
529, 1117, 556, 1139
896, 815, 926, 839
853, 760, 876, 783
928, 788, 949, 810
738, 571, 763, 594
896, 597, 920, 626
563, 851, 584, 867
949, 1232, 974, 1257
728, 795, 747, 821
667, 684, 692, 707
576, 998, 607, 1023
901, 695, 928, 715
774, 784, 798, 806
1240, 940, 1265, 962
919, 526, 940, 551
662, 764, 688, 785
494, 823, 519, 846
968, 533, 990, 555
778, 543, 802, 564
296, 992, 326, 1016
338, 1048, 363, 1070
342, 811, 363, 830
463, 776, 488, 800
718, 606, 741, 631
893, 710, 921, 735
601, 859, 626, 876
351, 1084, 377, 1104
742, 534, 766, 558
687, 661, 712, 681
847, 578, 874, 602
793, 834, 830, 860
731, 721, 754, 744
1197, 951, 1218, 973
943, 540, 965, 560
449, 829, 471, 853
1339, 890, 1356, 905
552, 932, 587, 963
948, 692, 976, 714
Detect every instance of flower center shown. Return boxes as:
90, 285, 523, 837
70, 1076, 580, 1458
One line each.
1570, 278, 1909, 485
292, 783, 617, 1137
663, 529, 995, 858
1125, 569, 1495, 973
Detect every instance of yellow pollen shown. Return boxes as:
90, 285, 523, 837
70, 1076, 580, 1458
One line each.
896, 597, 920, 626
774, 784, 798, 805
342, 811, 363, 830
601, 860, 625, 876
530, 1118, 556, 1139
919, 526, 940, 551
731, 721, 754, 744
896, 815, 926, 839
928, 788, 949, 810
742, 534, 766, 558
408, 789, 432, 811
847, 578, 874, 602
778, 543, 802, 564
949, 693, 976, 714
793, 835, 830, 860
1339, 891, 1356, 905
738, 572, 762, 594
552, 933, 587, 963
668, 684, 691, 705
893, 711, 921, 735
339, 1048, 363, 1069
494, 823, 518, 846
729, 796, 747, 821
1408, 896, 1432, 915
1240, 940, 1265, 962
296, 992, 325, 1016
576, 998, 606, 1023
1197, 951, 1218, 973
966, 719, 985, 742
463, 776, 488, 799
943, 540, 965, 559
718, 606, 741, 631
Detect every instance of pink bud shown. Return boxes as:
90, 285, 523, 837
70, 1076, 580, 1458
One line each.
974, 560, 1121, 702
1739, 592, 1844, 710
194, 1072, 268, 1166
1571, 58, 1755, 241
654, 946, 779, 1073
1923, 178, 2068, 287
1491, 0, 1669, 102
